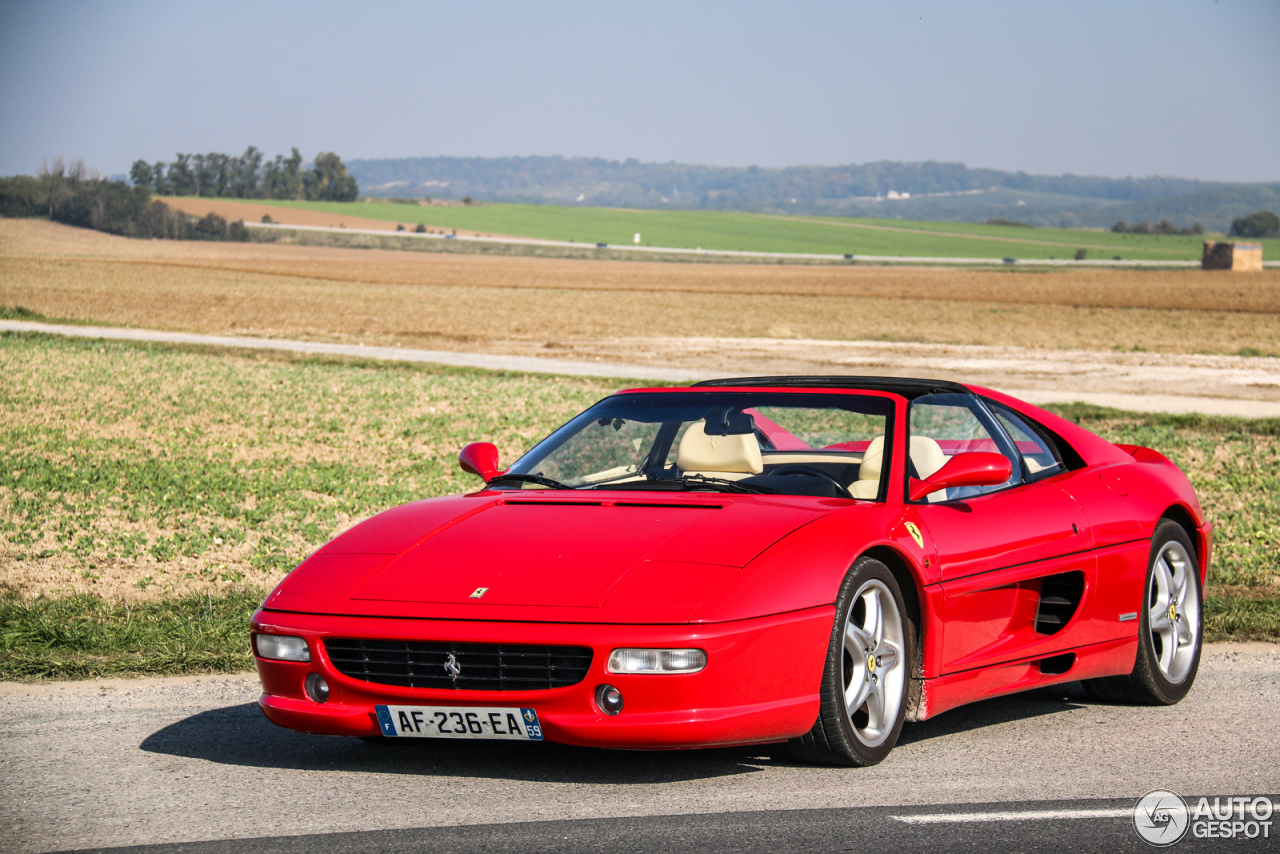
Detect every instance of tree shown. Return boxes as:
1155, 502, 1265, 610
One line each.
168, 155, 196, 196
150, 162, 169, 195
193, 212, 229, 240
281, 148, 304, 199
129, 160, 153, 188
311, 152, 359, 201
1230, 211, 1280, 239
0, 175, 47, 217
233, 146, 263, 198
122, 146, 359, 201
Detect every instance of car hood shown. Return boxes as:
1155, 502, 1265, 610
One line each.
264, 491, 843, 623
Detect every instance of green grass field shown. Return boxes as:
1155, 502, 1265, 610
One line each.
0, 333, 1275, 679
228, 198, 1280, 262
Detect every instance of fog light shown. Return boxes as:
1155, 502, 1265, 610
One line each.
607, 648, 707, 674
595, 684, 624, 715
253, 633, 310, 662
304, 673, 330, 703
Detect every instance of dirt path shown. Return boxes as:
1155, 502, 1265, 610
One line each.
769, 214, 1189, 254
6, 320, 1280, 417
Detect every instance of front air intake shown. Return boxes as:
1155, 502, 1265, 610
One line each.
323, 639, 592, 691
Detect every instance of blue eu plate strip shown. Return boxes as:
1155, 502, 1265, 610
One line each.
374, 705, 397, 736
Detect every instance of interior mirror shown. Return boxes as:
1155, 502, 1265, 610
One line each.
909, 452, 1012, 502
458, 442, 503, 482
703, 408, 756, 436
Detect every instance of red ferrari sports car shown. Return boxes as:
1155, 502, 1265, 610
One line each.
252, 376, 1210, 766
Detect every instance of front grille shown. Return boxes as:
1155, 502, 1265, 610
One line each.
323, 638, 593, 691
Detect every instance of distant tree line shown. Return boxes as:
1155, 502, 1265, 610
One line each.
0, 158, 247, 241
1111, 219, 1204, 236
350, 155, 1228, 207
1229, 210, 1280, 239
348, 155, 1280, 230
129, 147, 358, 201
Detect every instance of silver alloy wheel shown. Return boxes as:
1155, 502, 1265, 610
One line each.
1147, 540, 1200, 684
841, 578, 906, 748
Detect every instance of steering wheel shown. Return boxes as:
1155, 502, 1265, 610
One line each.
768, 464, 853, 499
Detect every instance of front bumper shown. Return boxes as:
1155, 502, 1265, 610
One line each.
252, 606, 833, 749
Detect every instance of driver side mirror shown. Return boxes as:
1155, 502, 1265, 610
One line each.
909, 452, 1012, 502
458, 442, 504, 482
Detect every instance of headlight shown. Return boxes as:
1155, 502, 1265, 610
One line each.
253, 633, 311, 662
607, 648, 707, 674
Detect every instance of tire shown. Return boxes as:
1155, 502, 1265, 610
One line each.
1084, 520, 1202, 705
788, 557, 913, 766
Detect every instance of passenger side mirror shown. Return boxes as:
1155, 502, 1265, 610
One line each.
458, 442, 503, 482
909, 452, 1012, 502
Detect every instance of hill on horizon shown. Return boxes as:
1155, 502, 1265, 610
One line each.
346, 155, 1279, 232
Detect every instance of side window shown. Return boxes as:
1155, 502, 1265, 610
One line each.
908, 393, 1020, 501
986, 401, 1067, 481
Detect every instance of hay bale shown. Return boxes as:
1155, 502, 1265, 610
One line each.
1203, 241, 1264, 271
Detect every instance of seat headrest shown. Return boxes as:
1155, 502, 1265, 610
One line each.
676, 421, 763, 475
909, 436, 947, 479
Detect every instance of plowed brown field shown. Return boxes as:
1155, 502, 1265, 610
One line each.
156, 197, 510, 238
2, 219, 1278, 355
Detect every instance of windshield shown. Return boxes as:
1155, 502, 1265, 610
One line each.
505, 391, 893, 499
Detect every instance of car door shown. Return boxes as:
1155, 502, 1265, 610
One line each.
906, 394, 1096, 675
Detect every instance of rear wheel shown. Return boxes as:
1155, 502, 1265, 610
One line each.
1084, 520, 1202, 705
789, 557, 912, 766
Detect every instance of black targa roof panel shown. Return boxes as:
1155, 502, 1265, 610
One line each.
690, 376, 972, 400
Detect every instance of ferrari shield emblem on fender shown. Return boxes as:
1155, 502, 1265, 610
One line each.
470, 587, 489, 599
904, 522, 924, 549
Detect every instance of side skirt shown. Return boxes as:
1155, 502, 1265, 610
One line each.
912, 636, 1137, 721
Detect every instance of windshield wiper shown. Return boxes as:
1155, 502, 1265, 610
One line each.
640, 475, 779, 495
487, 473, 575, 490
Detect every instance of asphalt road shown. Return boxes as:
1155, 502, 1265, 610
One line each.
2, 643, 1277, 853
30, 799, 1280, 854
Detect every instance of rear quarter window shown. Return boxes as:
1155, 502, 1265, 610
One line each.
985, 400, 1071, 481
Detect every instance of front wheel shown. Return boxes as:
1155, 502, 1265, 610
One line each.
1084, 520, 1202, 705
788, 557, 912, 766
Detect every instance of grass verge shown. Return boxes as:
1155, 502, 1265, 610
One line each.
0, 587, 264, 679
216, 199, 1279, 261
0, 336, 1274, 681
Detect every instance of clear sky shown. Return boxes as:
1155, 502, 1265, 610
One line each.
1, 0, 1277, 182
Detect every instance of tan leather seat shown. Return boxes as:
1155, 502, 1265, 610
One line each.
910, 436, 948, 502
850, 435, 950, 501
676, 421, 763, 478
850, 436, 884, 499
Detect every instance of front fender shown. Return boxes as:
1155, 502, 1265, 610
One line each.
691, 505, 933, 623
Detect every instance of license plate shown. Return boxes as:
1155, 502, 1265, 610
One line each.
373, 705, 544, 740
